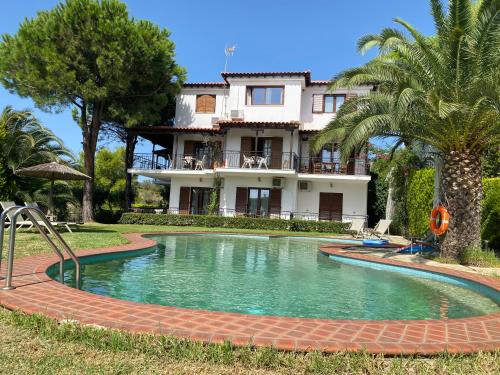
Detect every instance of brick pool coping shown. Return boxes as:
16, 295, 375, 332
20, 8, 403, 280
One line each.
0, 232, 498, 355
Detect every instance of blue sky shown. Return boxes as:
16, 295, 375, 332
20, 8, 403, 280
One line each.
1, 0, 435, 155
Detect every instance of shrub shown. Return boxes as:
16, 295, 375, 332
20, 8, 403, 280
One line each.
482, 178, 500, 252
118, 213, 350, 234
95, 209, 123, 224
406, 168, 434, 237
458, 245, 500, 267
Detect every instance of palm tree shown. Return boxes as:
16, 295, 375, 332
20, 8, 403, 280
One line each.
312, 0, 500, 259
0, 106, 74, 201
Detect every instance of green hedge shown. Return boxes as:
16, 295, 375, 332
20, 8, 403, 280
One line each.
119, 213, 350, 234
482, 178, 500, 251
406, 168, 435, 237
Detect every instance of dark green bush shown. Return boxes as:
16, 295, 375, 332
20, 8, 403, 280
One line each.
482, 178, 500, 252
406, 168, 435, 237
95, 209, 123, 224
118, 213, 350, 234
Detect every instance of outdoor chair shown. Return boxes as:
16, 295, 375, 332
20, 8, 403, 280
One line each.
241, 155, 255, 168
0, 201, 34, 230
348, 218, 366, 238
256, 155, 269, 169
194, 155, 206, 170
364, 219, 392, 239
24, 202, 78, 233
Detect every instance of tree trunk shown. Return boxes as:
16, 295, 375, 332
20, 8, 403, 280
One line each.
81, 102, 103, 222
440, 150, 483, 259
125, 133, 137, 211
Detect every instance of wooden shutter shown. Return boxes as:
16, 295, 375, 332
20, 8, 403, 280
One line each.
184, 140, 194, 155
196, 94, 216, 113
270, 137, 283, 169
312, 94, 324, 113
235, 187, 248, 216
240, 137, 253, 167
179, 187, 191, 214
319, 193, 343, 221
269, 189, 282, 216
346, 93, 357, 101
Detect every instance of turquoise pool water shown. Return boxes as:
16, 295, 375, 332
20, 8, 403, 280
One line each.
54, 234, 500, 320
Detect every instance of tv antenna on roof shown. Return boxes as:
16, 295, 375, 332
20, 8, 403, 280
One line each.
224, 45, 236, 72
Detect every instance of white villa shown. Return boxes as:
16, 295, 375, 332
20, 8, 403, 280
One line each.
127, 71, 372, 221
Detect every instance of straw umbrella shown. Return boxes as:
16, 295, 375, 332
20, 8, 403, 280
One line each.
15, 162, 91, 216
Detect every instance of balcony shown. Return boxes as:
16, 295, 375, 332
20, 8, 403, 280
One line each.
130, 153, 369, 176
297, 157, 368, 176
221, 151, 297, 170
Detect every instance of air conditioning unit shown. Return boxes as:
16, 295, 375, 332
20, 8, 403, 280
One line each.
230, 110, 244, 121
211, 117, 219, 125
298, 180, 312, 192
272, 177, 285, 189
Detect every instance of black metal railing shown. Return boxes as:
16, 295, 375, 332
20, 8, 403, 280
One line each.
221, 151, 298, 170
159, 207, 367, 222
297, 157, 369, 175
132, 153, 169, 170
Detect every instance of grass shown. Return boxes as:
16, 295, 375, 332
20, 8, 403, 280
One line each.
0, 308, 498, 375
459, 246, 500, 268
1, 223, 499, 373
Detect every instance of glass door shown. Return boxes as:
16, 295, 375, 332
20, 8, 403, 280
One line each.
247, 188, 270, 217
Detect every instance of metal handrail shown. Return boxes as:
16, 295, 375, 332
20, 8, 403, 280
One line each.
0, 205, 81, 290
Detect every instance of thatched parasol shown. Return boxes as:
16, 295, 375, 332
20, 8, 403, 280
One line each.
15, 162, 91, 215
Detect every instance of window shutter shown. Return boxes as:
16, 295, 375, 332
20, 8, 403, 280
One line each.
184, 140, 194, 155
179, 187, 191, 214
312, 94, 324, 113
269, 189, 282, 216
196, 95, 216, 113
346, 93, 357, 101
270, 137, 283, 169
235, 187, 248, 215
240, 137, 253, 167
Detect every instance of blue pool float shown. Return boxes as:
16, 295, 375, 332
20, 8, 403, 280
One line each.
397, 243, 435, 254
362, 239, 389, 247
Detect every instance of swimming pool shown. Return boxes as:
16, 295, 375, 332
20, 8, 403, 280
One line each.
52, 234, 500, 320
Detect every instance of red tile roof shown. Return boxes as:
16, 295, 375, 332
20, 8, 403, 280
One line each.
182, 82, 227, 88
218, 120, 300, 129
221, 71, 312, 85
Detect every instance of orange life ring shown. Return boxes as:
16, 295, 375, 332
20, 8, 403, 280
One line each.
429, 205, 449, 236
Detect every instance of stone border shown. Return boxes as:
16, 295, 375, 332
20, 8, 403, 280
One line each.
0, 232, 498, 355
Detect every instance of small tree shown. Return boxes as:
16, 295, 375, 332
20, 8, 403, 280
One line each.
0, 0, 185, 221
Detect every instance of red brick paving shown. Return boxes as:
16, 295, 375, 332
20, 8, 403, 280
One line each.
0, 232, 499, 355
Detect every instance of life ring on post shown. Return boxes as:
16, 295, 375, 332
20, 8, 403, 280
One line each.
429, 205, 450, 236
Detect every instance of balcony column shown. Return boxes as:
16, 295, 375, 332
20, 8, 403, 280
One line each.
151, 143, 156, 169
289, 128, 294, 169
125, 132, 137, 211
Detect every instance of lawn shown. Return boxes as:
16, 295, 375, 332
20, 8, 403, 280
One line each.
0, 223, 499, 374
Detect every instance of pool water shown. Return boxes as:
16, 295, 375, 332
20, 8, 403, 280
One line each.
55, 234, 499, 320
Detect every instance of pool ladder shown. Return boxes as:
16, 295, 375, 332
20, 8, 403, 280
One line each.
0, 205, 81, 290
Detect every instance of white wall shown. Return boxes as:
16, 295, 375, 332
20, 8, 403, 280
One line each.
174, 88, 225, 127
295, 180, 368, 217
225, 78, 303, 122
169, 176, 215, 208
301, 86, 372, 130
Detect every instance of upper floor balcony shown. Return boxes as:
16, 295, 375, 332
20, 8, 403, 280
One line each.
131, 152, 369, 176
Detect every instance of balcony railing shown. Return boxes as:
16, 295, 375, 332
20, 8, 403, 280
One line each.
221, 151, 297, 170
132, 153, 368, 175
297, 157, 368, 175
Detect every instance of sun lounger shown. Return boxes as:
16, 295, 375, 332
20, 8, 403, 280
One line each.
24, 202, 77, 233
364, 219, 392, 239
349, 218, 366, 238
0, 201, 34, 230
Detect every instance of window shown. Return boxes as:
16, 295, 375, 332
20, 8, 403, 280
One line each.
312, 94, 346, 113
247, 188, 270, 217
247, 86, 284, 105
196, 94, 216, 113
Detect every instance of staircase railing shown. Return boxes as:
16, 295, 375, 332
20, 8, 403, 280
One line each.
0, 205, 81, 290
